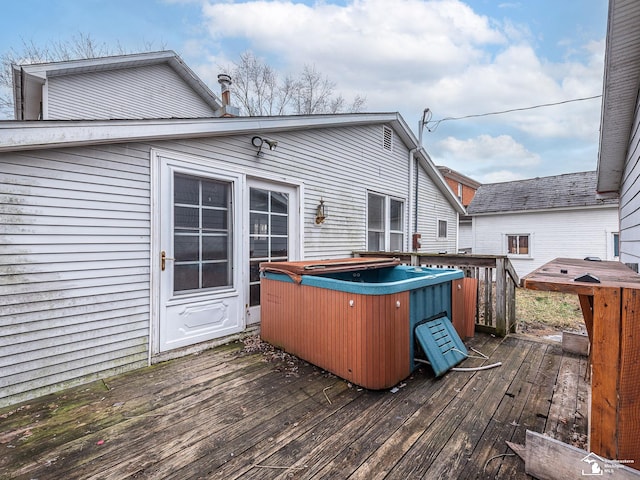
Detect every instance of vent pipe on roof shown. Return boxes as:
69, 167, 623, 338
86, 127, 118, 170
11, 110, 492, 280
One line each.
216, 73, 239, 117
217, 74, 232, 106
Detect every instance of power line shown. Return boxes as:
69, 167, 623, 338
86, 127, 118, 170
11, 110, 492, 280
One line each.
425, 94, 602, 132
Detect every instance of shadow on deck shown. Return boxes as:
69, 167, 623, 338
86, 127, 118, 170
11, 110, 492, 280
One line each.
0, 333, 589, 479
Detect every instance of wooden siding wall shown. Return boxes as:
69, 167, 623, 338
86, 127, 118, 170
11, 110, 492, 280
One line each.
620, 93, 640, 267
46, 64, 217, 120
472, 207, 620, 278
0, 145, 151, 407
416, 165, 458, 253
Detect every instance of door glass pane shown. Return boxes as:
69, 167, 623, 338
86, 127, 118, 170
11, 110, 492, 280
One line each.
203, 262, 229, 288
202, 209, 227, 231
250, 212, 269, 236
249, 187, 290, 306
174, 264, 199, 291
174, 175, 199, 204
271, 192, 288, 214
250, 237, 268, 257
202, 178, 228, 207
175, 206, 199, 230
271, 237, 288, 257
271, 215, 288, 235
250, 188, 269, 211
203, 235, 228, 260
173, 173, 232, 293
174, 235, 199, 261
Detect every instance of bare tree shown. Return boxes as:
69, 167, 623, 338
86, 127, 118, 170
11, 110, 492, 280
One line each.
0, 33, 160, 119
226, 52, 366, 116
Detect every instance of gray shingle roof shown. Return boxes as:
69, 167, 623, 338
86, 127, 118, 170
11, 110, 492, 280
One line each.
467, 171, 618, 215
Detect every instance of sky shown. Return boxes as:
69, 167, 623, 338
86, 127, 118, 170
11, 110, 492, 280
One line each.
0, 0, 609, 183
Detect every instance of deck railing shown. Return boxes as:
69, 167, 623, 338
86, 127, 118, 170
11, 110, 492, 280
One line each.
354, 251, 520, 336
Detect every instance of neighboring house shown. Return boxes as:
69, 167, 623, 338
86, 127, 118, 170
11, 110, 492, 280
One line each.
596, 0, 640, 272
468, 171, 619, 278
437, 166, 481, 253
0, 52, 464, 407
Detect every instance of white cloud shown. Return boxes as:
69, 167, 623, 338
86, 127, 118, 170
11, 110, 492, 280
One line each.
200, 0, 505, 81
435, 134, 540, 182
189, 0, 605, 180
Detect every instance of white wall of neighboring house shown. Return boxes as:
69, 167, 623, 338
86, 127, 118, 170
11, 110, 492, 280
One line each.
472, 206, 620, 278
458, 219, 472, 253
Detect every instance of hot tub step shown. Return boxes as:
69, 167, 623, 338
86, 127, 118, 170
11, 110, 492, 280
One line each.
415, 316, 468, 377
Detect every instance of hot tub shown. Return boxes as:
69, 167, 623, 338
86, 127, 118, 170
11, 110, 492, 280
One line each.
260, 258, 465, 389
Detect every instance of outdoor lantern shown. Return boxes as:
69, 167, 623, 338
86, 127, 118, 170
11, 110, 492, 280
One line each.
315, 198, 327, 224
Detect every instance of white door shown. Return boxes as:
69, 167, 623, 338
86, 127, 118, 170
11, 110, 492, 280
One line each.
158, 157, 244, 352
246, 179, 300, 325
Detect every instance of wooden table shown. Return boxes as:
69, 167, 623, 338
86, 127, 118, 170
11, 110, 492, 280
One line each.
523, 258, 640, 467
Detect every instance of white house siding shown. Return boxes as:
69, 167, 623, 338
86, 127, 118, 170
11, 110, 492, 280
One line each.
415, 165, 458, 253
46, 64, 216, 120
458, 219, 472, 253
158, 124, 413, 259
472, 207, 620, 278
0, 145, 151, 407
619, 94, 640, 268
1, 122, 452, 406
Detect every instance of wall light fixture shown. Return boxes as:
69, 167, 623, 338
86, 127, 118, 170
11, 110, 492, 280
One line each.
251, 136, 278, 157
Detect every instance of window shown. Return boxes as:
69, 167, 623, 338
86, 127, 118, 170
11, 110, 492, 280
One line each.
438, 220, 447, 238
507, 234, 529, 255
367, 192, 404, 251
173, 173, 232, 293
613, 232, 620, 258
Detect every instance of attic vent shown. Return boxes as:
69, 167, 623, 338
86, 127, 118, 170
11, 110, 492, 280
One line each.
383, 126, 393, 151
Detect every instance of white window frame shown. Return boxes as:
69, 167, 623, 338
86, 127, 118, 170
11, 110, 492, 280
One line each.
367, 191, 405, 252
437, 219, 448, 239
505, 233, 532, 257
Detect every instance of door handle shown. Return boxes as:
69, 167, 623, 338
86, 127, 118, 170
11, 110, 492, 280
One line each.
161, 250, 175, 271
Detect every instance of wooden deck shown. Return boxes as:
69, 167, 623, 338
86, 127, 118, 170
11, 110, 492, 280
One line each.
0, 333, 589, 479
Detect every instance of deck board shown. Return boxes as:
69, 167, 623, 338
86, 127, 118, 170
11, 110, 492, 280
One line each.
0, 334, 589, 480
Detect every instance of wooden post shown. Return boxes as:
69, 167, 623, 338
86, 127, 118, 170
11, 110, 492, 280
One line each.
495, 257, 506, 336
483, 267, 492, 326
619, 288, 640, 467
590, 286, 621, 460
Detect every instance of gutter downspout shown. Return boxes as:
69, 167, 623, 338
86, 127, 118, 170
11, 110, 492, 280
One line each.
18, 67, 25, 120
408, 147, 418, 252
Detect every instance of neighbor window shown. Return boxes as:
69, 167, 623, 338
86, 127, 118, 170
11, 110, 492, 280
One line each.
507, 234, 529, 255
367, 192, 404, 251
438, 220, 448, 238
